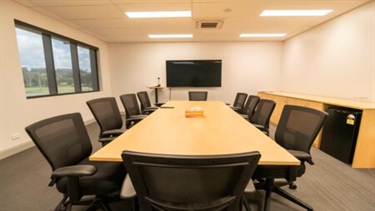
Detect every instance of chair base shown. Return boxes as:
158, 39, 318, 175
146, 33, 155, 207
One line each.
56, 194, 119, 211
273, 186, 313, 211
256, 178, 313, 211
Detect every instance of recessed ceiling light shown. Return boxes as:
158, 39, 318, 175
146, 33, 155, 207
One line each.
260, 10, 333, 16
239, 33, 287, 38
148, 34, 193, 38
125, 11, 191, 18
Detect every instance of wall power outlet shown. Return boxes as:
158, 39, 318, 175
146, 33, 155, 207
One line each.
11, 133, 20, 140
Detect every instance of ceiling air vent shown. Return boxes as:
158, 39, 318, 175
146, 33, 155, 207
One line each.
196, 20, 224, 29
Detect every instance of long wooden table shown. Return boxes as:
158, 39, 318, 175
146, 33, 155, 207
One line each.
90, 101, 300, 211
90, 101, 299, 166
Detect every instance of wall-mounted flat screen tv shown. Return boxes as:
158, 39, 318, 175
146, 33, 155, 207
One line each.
166, 60, 222, 87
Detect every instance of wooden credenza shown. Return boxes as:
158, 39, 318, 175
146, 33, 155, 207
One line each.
258, 91, 375, 168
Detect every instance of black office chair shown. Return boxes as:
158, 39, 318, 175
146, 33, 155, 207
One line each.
25, 113, 126, 211
253, 105, 328, 211
87, 97, 126, 146
249, 99, 276, 136
136, 91, 159, 114
239, 95, 260, 120
230, 92, 248, 112
188, 91, 208, 101
121, 150, 261, 211
120, 93, 148, 129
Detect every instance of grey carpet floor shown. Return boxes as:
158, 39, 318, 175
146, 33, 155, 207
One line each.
0, 122, 374, 211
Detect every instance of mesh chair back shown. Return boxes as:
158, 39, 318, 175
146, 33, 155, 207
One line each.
86, 97, 123, 136
250, 99, 276, 129
188, 91, 208, 101
25, 113, 92, 171
137, 91, 152, 111
122, 151, 260, 211
275, 105, 328, 153
233, 92, 248, 108
120, 94, 142, 118
242, 95, 260, 117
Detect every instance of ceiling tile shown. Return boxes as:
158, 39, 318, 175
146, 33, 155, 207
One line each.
42, 5, 125, 20
12, 0, 373, 42
74, 19, 136, 28
28, 0, 112, 6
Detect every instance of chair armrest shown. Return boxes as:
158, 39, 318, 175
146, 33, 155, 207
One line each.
154, 102, 165, 107
102, 129, 125, 137
98, 137, 116, 147
121, 175, 136, 199
52, 165, 97, 178
142, 108, 157, 114
287, 150, 314, 165
231, 106, 241, 112
146, 107, 159, 110
239, 114, 249, 119
125, 115, 147, 129
252, 124, 265, 130
252, 124, 269, 135
126, 115, 147, 123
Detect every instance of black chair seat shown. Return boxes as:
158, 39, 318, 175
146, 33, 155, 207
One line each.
56, 159, 125, 195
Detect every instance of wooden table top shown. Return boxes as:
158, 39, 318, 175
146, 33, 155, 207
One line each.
90, 101, 300, 166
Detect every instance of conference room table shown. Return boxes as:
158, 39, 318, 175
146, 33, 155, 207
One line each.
89, 101, 300, 211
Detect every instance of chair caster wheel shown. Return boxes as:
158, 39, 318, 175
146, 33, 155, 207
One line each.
289, 183, 297, 189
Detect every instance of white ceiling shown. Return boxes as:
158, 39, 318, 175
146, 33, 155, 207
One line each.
13, 0, 371, 42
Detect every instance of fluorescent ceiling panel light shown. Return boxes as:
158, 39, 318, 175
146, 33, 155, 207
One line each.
148, 34, 193, 38
240, 33, 286, 38
260, 10, 333, 16
125, 11, 191, 18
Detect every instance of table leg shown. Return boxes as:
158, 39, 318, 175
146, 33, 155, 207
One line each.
155, 89, 159, 104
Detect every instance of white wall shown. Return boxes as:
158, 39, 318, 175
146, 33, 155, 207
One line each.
109, 42, 283, 105
281, 1, 375, 101
0, 1, 113, 157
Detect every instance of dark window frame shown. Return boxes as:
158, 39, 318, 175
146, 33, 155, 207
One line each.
15, 20, 100, 99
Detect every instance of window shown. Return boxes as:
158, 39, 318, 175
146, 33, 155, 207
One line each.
15, 27, 49, 96
15, 20, 99, 98
78, 46, 95, 92
52, 37, 75, 94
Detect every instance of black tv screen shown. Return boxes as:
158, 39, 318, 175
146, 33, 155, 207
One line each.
166, 60, 222, 87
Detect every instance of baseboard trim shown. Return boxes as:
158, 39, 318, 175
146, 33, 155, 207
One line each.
0, 141, 35, 160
